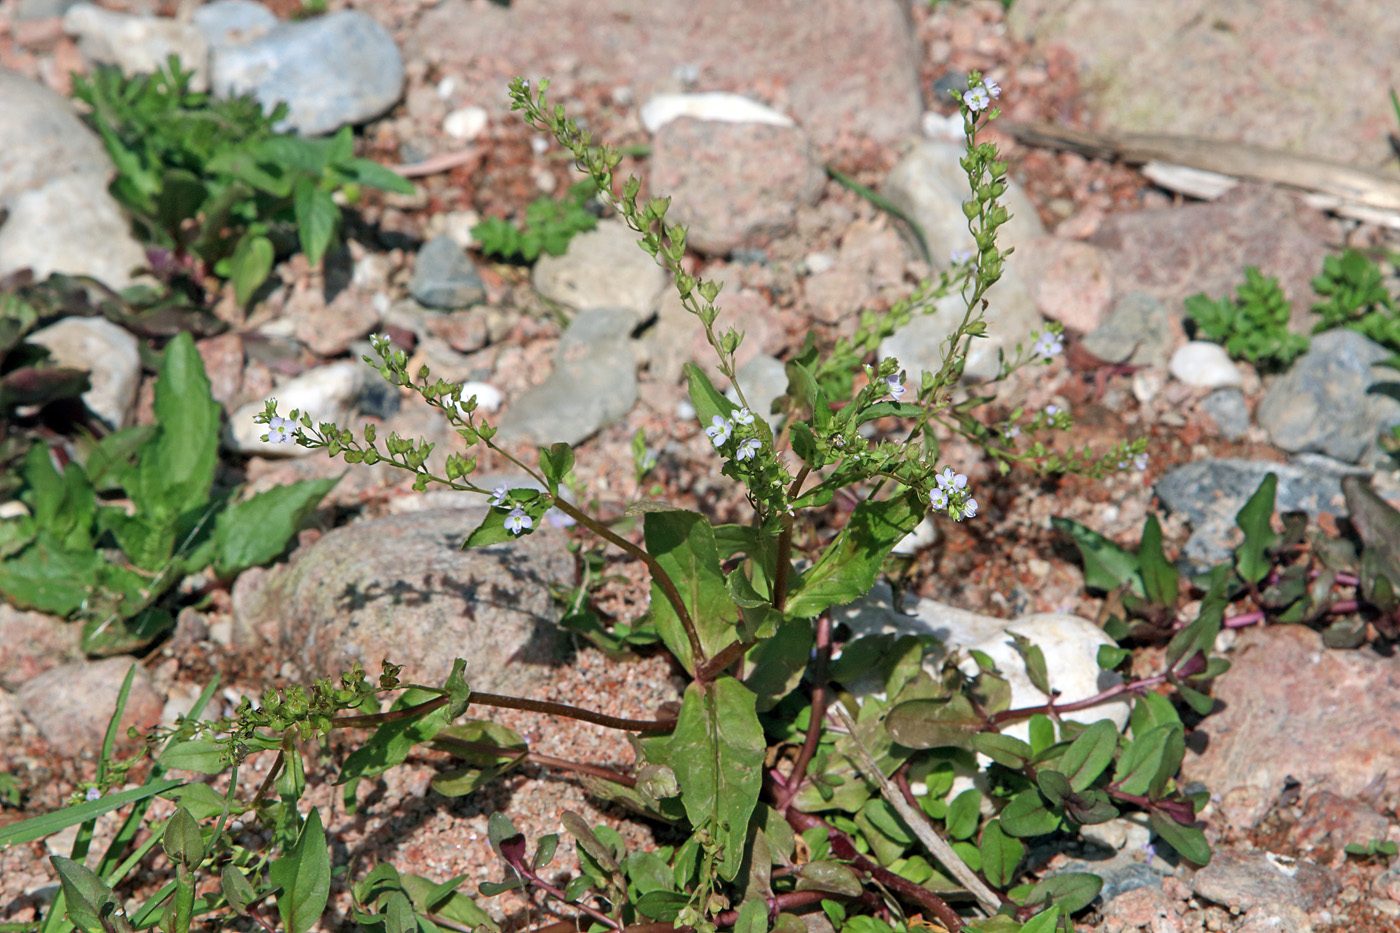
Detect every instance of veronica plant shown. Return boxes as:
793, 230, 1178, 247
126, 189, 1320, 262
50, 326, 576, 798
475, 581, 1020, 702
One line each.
9, 75, 1204, 933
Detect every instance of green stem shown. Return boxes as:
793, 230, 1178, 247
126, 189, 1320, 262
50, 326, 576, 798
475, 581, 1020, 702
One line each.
332, 690, 676, 734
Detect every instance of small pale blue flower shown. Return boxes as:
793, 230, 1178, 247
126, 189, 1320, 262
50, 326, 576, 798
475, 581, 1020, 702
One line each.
705, 414, 732, 447
504, 508, 532, 535
732, 408, 755, 426
735, 439, 761, 461
489, 485, 510, 509
265, 416, 295, 444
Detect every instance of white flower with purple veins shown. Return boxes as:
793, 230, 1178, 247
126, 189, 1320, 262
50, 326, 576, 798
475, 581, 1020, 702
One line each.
735, 438, 762, 462
964, 84, 991, 112
489, 485, 510, 509
1134, 454, 1149, 472
983, 79, 1002, 99
1032, 331, 1064, 358
85, 787, 101, 802
936, 467, 968, 491
732, 408, 755, 426
504, 508, 532, 535
264, 416, 295, 444
705, 414, 733, 447
929, 488, 949, 511
885, 373, 906, 400
1045, 404, 1061, 417
960, 498, 979, 520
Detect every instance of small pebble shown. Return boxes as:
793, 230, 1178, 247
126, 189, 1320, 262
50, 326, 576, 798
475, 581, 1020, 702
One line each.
1169, 341, 1243, 389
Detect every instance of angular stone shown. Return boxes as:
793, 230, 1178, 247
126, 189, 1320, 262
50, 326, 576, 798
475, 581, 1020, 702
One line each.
532, 220, 669, 317
16, 657, 162, 756
28, 316, 141, 428
1083, 291, 1173, 369
409, 235, 486, 310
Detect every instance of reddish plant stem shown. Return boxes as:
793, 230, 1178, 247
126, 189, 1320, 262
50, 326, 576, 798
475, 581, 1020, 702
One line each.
775, 615, 832, 813
430, 735, 636, 787
988, 673, 1166, 728
783, 805, 964, 933
332, 692, 674, 734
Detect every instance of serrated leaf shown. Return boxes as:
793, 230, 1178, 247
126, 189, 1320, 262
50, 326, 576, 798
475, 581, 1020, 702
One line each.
1057, 719, 1118, 792
268, 807, 330, 933
669, 677, 765, 882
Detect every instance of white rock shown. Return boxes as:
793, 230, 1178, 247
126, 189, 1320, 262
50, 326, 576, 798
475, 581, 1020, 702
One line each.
63, 4, 209, 89
803, 252, 836, 276
226, 361, 365, 456
1168, 340, 1243, 389
532, 220, 669, 317
891, 516, 938, 555
28, 317, 141, 429
920, 110, 965, 141
457, 381, 502, 414
0, 174, 149, 291
443, 105, 488, 141
640, 92, 794, 134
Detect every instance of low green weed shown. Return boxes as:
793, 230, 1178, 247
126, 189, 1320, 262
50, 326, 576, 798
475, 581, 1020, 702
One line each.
0, 332, 336, 654
1183, 266, 1307, 370
6, 75, 1208, 933
1310, 247, 1400, 351
472, 178, 601, 263
71, 56, 415, 305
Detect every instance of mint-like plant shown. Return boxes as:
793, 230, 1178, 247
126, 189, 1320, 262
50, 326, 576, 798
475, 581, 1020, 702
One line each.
1184, 266, 1308, 370
0, 332, 336, 654
70, 56, 415, 304
1310, 248, 1400, 351
473, 178, 601, 263
6, 76, 1205, 933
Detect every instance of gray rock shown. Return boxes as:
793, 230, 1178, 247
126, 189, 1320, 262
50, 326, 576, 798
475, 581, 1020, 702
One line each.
234, 509, 572, 692
1192, 849, 1338, 914
498, 307, 639, 446
532, 220, 670, 318
1257, 329, 1400, 464
1082, 291, 1173, 369
833, 583, 1131, 743
881, 140, 1045, 265
17, 0, 78, 20
192, 0, 279, 49
16, 657, 163, 757
728, 354, 789, 419
409, 235, 486, 309
0, 73, 148, 290
210, 10, 405, 135
1154, 457, 1363, 570
63, 4, 209, 87
879, 266, 1039, 382
1200, 388, 1250, 441
226, 360, 366, 455
648, 118, 825, 256
1057, 858, 1165, 903
27, 317, 141, 428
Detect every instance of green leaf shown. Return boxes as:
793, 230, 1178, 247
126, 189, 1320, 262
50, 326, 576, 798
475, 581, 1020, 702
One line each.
685, 363, 737, 431
538, 443, 574, 496
400, 874, 497, 931
1007, 631, 1050, 696
337, 688, 450, 784
160, 738, 227, 774
293, 180, 339, 266
269, 807, 331, 933
784, 490, 924, 620
1165, 564, 1227, 672
970, 733, 1032, 769
132, 332, 219, 522
945, 789, 981, 840
1233, 473, 1278, 584
0, 529, 101, 615
24, 443, 95, 549
1137, 515, 1180, 607
1057, 719, 1118, 792
1149, 808, 1211, 866
1028, 714, 1056, 755
742, 616, 814, 711
734, 897, 768, 933
978, 820, 1023, 889
884, 694, 982, 750
209, 476, 339, 576
1018, 906, 1060, 933
338, 157, 416, 195
156, 169, 208, 246
1112, 724, 1179, 796
794, 860, 864, 898
52, 855, 131, 933
463, 489, 547, 547
428, 720, 528, 797
1051, 516, 1144, 596
231, 232, 274, 305
998, 789, 1060, 838
1021, 872, 1101, 914
222, 864, 257, 915
1097, 644, 1130, 669
0, 779, 186, 846
669, 677, 765, 882
643, 509, 739, 674
162, 806, 205, 868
